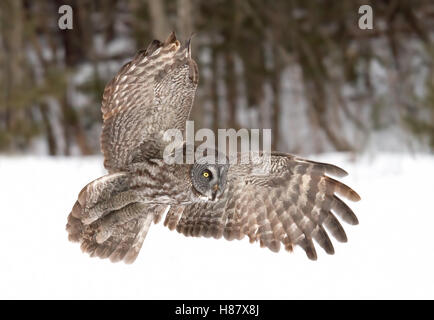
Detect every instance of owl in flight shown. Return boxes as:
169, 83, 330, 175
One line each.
66, 32, 360, 263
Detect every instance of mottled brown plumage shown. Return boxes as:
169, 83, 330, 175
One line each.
101, 31, 198, 171
170, 154, 360, 260
66, 32, 360, 263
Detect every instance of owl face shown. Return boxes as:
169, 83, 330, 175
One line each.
191, 162, 228, 201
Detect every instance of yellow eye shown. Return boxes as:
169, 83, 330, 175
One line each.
202, 171, 209, 178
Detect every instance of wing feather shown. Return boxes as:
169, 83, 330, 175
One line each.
100, 32, 199, 172
66, 193, 167, 263
166, 153, 360, 260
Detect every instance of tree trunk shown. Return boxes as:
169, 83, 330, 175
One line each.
39, 104, 57, 155
225, 51, 239, 130
211, 49, 220, 134
1, 0, 24, 134
271, 66, 281, 151
177, 0, 193, 40
148, 0, 170, 39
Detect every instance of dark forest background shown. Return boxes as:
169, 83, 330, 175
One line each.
0, 0, 433, 156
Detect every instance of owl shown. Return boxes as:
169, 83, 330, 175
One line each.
66, 32, 361, 263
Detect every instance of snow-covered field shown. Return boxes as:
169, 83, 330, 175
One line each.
0, 153, 433, 299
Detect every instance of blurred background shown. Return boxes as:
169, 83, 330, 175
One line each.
0, 0, 433, 157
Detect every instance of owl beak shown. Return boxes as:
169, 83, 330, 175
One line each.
211, 184, 220, 201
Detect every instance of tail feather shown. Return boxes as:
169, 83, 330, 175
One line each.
66, 175, 165, 264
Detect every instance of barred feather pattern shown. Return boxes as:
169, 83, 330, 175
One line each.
67, 201, 164, 264
101, 32, 199, 172
170, 153, 361, 260
66, 159, 194, 263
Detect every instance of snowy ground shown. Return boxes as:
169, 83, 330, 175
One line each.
0, 153, 433, 299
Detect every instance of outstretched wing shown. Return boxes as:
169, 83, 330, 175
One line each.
165, 153, 361, 260
101, 32, 199, 172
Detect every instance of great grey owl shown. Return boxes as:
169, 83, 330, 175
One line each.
66, 32, 361, 263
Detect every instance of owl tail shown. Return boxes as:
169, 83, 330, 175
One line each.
66, 173, 167, 263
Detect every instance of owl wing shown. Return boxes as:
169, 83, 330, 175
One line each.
165, 153, 361, 260
101, 32, 199, 172
66, 173, 168, 263
67, 204, 155, 264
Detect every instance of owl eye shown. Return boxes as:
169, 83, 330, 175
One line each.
202, 170, 212, 179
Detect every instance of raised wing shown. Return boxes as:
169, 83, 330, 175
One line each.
101, 32, 199, 172
165, 153, 361, 260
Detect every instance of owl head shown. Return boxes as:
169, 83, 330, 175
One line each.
191, 151, 229, 201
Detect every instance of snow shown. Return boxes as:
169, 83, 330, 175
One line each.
0, 153, 433, 299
